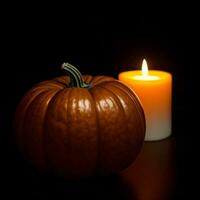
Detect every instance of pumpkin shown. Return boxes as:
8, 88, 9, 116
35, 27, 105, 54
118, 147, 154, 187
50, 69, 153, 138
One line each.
14, 63, 145, 179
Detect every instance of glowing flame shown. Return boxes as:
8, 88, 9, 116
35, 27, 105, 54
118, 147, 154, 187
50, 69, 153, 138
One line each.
142, 59, 148, 76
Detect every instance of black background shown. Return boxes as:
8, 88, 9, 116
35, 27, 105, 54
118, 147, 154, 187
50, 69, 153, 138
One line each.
1, 4, 196, 199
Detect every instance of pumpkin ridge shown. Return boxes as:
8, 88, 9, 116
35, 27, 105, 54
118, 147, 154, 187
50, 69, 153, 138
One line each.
51, 80, 68, 88
53, 76, 70, 85
90, 76, 114, 85
108, 83, 146, 164
35, 81, 65, 90
112, 82, 146, 135
63, 88, 73, 160
42, 89, 67, 170
89, 89, 101, 174
96, 80, 118, 87
90, 76, 105, 85
95, 85, 136, 171
90, 85, 132, 172
22, 89, 60, 168
61, 88, 99, 178
97, 84, 129, 134
83, 75, 93, 84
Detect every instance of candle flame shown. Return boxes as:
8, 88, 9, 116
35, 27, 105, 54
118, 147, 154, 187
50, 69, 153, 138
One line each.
142, 59, 148, 76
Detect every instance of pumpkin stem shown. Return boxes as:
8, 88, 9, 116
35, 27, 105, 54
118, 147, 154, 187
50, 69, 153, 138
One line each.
61, 63, 90, 88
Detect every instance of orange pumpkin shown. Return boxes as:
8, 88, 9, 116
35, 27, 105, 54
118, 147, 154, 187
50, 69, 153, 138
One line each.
14, 63, 145, 179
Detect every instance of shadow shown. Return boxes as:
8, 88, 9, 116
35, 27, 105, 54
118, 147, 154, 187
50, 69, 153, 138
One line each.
9, 172, 134, 199
38, 175, 135, 199
5, 136, 176, 199
6, 147, 134, 200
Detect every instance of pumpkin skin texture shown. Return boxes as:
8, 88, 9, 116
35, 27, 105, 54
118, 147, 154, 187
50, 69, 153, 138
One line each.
14, 64, 145, 179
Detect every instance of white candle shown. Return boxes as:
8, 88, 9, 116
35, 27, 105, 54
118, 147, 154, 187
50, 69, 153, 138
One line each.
118, 59, 172, 141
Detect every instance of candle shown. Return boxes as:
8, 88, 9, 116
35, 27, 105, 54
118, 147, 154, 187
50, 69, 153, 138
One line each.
118, 59, 172, 141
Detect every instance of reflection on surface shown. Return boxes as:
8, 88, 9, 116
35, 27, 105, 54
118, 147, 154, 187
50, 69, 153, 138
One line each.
121, 136, 176, 200
10, 137, 176, 199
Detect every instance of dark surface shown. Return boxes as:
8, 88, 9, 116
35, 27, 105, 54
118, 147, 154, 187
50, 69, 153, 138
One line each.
6, 137, 177, 199
1, 5, 190, 199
